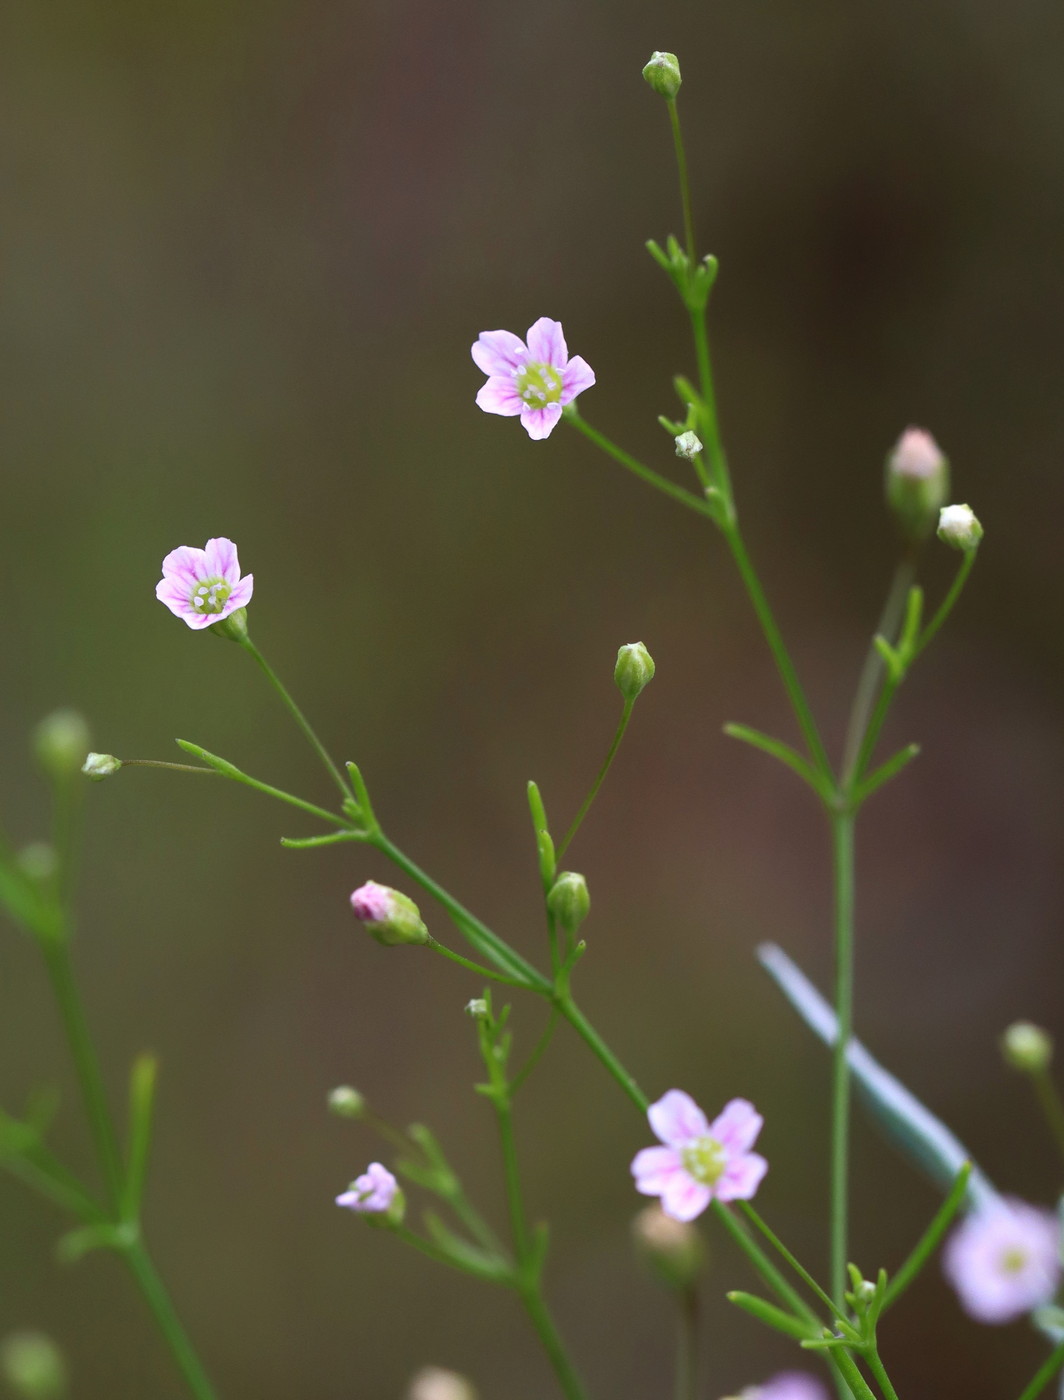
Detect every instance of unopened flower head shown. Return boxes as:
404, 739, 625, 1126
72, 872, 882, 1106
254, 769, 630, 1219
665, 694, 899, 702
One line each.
943, 1198, 1060, 1323
34, 709, 91, 783
937, 503, 984, 552
675, 430, 703, 460
885, 427, 949, 543
156, 537, 254, 631
408, 1367, 478, 1400
631, 1090, 768, 1221
0, 1332, 67, 1400
472, 318, 595, 440
547, 871, 590, 936
642, 51, 682, 100
632, 1202, 706, 1290
82, 752, 122, 781
465, 998, 489, 1021
727, 1374, 830, 1400
328, 1085, 367, 1119
336, 1161, 402, 1217
1002, 1021, 1053, 1074
615, 641, 656, 701
350, 880, 429, 947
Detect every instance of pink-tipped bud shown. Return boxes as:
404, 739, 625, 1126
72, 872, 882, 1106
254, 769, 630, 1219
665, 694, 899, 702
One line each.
350, 881, 429, 947
885, 428, 949, 543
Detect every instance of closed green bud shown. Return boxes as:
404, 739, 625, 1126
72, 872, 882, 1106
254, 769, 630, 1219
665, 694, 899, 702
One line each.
349, 881, 429, 946
328, 1085, 367, 1119
81, 752, 122, 781
885, 428, 950, 544
0, 1333, 67, 1399
642, 51, 682, 100
937, 503, 984, 552
1002, 1021, 1053, 1074
614, 641, 656, 701
33, 710, 91, 784
632, 1204, 706, 1290
408, 1368, 478, 1400
547, 871, 590, 936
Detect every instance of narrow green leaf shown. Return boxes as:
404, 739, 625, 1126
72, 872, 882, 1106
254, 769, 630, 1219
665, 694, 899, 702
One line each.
422, 1211, 510, 1282
57, 1221, 134, 1265
280, 831, 359, 849
723, 724, 831, 800
726, 1291, 817, 1341
176, 741, 342, 826
883, 1162, 971, 1308
122, 1054, 157, 1220
856, 744, 920, 804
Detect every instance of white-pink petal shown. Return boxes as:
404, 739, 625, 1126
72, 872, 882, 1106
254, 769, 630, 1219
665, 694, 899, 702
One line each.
161, 545, 208, 585
476, 377, 524, 417
560, 355, 596, 404
631, 1145, 682, 1195
520, 403, 563, 440
525, 317, 567, 368
709, 1098, 763, 1155
203, 536, 241, 584
648, 1090, 710, 1147
471, 329, 527, 377
228, 575, 254, 609
661, 1173, 712, 1222
715, 1151, 769, 1202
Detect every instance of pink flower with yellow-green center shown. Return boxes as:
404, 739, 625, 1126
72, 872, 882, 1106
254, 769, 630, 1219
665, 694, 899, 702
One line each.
631, 1090, 768, 1222
943, 1198, 1060, 1323
156, 537, 253, 630
472, 317, 595, 439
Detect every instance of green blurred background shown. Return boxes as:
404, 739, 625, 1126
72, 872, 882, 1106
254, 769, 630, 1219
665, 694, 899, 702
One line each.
4, 1, 1064, 1395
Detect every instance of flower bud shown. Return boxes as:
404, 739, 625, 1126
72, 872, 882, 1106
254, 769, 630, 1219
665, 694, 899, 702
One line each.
615, 642, 656, 701
81, 753, 122, 781
33, 710, 91, 784
675, 431, 703, 460
1002, 1021, 1053, 1074
350, 881, 429, 947
336, 1162, 404, 1222
937, 503, 984, 552
328, 1085, 367, 1119
642, 51, 682, 100
464, 998, 489, 1021
885, 428, 949, 544
0, 1333, 67, 1399
632, 1203, 706, 1290
408, 1368, 478, 1400
547, 871, 589, 936
16, 844, 58, 885
211, 607, 249, 643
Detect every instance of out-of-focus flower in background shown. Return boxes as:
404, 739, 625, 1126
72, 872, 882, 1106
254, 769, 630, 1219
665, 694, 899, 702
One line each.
943, 1199, 1060, 1323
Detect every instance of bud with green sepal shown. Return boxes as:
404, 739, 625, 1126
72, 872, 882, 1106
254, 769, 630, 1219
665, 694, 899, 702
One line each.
0, 1333, 67, 1400
642, 51, 681, 100
328, 1085, 367, 1119
547, 871, 590, 940
885, 428, 950, 544
631, 1203, 706, 1291
465, 998, 489, 1021
615, 642, 656, 701
674, 430, 703, 461
1002, 1022, 1053, 1075
937, 503, 984, 552
81, 752, 122, 781
34, 710, 91, 785
349, 881, 429, 947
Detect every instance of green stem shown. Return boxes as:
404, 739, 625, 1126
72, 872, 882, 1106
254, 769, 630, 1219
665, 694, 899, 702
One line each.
566, 412, 716, 519
829, 1348, 878, 1400
739, 1203, 843, 1321
865, 1347, 900, 1400
510, 1009, 560, 1095
1016, 1336, 1064, 1400
556, 699, 634, 860
40, 940, 124, 1211
123, 1240, 218, 1400
425, 936, 532, 989
840, 556, 916, 787
519, 1284, 589, 1400
554, 995, 649, 1112
120, 760, 218, 775
720, 523, 833, 780
497, 1101, 530, 1261
1031, 1068, 1064, 1165
241, 639, 352, 801
667, 98, 697, 268
830, 812, 856, 1306
675, 1284, 698, 1400
711, 1203, 819, 1327
689, 311, 731, 504
882, 1162, 970, 1309
912, 549, 976, 661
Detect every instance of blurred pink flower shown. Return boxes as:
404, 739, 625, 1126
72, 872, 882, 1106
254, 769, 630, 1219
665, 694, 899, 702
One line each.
156, 537, 253, 630
943, 1198, 1060, 1323
740, 1373, 830, 1400
472, 317, 595, 440
631, 1090, 768, 1222
336, 1162, 398, 1214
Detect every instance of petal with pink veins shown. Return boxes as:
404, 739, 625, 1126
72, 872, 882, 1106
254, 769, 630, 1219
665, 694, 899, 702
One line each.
161, 545, 208, 586
520, 403, 563, 439
204, 537, 241, 584
715, 1152, 769, 1202
709, 1099, 763, 1155
631, 1146, 682, 1194
471, 330, 527, 377
477, 377, 524, 416
560, 355, 596, 404
648, 1090, 710, 1147
227, 575, 254, 610
525, 317, 567, 367
661, 1173, 713, 1222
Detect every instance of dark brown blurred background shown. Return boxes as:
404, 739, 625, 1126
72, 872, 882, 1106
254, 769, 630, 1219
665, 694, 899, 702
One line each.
3, 1, 1064, 1395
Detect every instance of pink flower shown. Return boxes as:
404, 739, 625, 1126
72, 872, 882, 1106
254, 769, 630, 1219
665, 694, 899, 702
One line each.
472, 317, 595, 440
156, 537, 253, 630
631, 1090, 768, 1222
350, 881, 394, 924
739, 1374, 830, 1400
943, 1198, 1060, 1323
336, 1162, 398, 1214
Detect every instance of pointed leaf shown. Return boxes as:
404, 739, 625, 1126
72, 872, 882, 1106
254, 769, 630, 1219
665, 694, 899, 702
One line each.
726, 1291, 818, 1342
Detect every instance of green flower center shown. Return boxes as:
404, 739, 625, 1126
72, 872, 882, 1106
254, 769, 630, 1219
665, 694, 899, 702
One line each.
1000, 1247, 1029, 1274
681, 1135, 726, 1185
515, 360, 563, 408
188, 576, 232, 615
